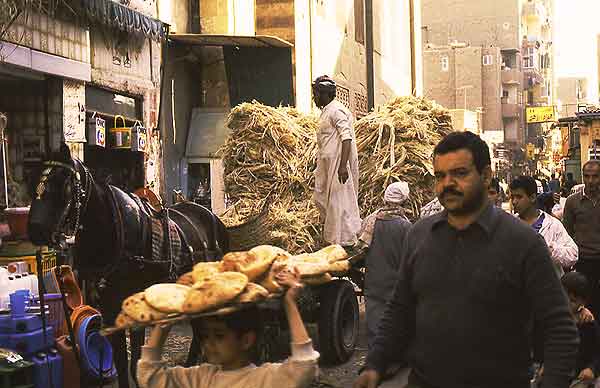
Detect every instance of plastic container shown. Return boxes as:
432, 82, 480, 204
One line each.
28, 349, 63, 388
0, 326, 55, 356
9, 290, 29, 316
3, 207, 30, 240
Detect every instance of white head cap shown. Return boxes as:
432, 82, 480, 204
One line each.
384, 181, 410, 205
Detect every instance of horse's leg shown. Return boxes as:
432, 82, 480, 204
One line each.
109, 331, 130, 388
129, 329, 145, 386
186, 319, 203, 367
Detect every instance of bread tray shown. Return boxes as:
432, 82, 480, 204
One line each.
100, 294, 281, 336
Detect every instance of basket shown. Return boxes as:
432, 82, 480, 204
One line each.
0, 249, 57, 276
108, 115, 131, 149
226, 199, 272, 252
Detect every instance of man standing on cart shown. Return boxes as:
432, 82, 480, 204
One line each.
312, 75, 361, 246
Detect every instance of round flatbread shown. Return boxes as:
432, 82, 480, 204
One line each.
144, 283, 191, 314
235, 282, 269, 303
122, 292, 168, 322
317, 244, 348, 263
288, 255, 330, 276
177, 272, 195, 287
116, 311, 137, 328
302, 273, 333, 286
221, 250, 274, 281
192, 262, 222, 283
328, 260, 351, 275
250, 245, 291, 262
183, 272, 248, 313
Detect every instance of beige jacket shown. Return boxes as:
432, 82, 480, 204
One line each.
137, 340, 319, 388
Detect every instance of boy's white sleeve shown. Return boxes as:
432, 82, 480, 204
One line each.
264, 340, 319, 388
137, 345, 214, 388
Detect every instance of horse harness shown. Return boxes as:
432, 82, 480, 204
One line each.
36, 159, 92, 246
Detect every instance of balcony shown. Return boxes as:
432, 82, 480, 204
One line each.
502, 68, 522, 85
502, 100, 521, 118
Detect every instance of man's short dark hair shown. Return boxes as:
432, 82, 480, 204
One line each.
561, 272, 591, 301
582, 159, 600, 172
510, 176, 537, 197
433, 132, 491, 173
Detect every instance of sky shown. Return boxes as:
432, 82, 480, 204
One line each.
554, 0, 600, 102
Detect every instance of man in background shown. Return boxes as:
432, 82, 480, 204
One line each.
312, 75, 361, 246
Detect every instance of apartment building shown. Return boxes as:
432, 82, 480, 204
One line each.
556, 77, 589, 118
422, 0, 554, 175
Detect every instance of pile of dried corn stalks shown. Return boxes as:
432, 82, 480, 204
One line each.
356, 96, 453, 218
219, 97, 453, 251
219, 102, 321, 253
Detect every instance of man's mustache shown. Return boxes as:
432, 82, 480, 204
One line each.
440, 189, 463, 198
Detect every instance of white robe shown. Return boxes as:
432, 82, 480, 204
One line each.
313, 100, 361, 246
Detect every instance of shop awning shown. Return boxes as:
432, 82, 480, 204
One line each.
82, 0, 167, 41
185, 109, 230, 160
170, 34, 293, 48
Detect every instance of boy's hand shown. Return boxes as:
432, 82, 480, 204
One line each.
276, 266, 303, 300
147, 323, 173, 348
578, 307, 595, 323
578, 368, 595, 381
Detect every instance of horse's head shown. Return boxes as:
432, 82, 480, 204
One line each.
28, 144, 89, 246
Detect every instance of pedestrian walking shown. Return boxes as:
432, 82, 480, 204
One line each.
510, 175, 578, 277
354, 131, 578, 388
563, 160, 600, 317
312, 75, 361, 246
357, 182, 412, 356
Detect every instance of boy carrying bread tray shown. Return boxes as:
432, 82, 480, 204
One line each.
137, 266, 319, 388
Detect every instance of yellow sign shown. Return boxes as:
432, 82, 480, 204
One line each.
526, 106, 555, 123
526, 143, 535, 160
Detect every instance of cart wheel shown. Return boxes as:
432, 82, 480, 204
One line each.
318, 280, 359, 364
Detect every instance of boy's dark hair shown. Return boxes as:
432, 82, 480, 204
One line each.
218, 305, 262, 336
433, 132, 491, 173
561, 272, 591, 301
510, 176, 537, 197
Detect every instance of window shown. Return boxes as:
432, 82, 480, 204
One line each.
354, 0, 365, 44
528, 90, 534, 104
441, 56, 449, 71
502, 90, 509, 99
523, 47, 536, 69
483, 54, 493, 66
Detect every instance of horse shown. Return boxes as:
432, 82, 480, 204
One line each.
28, 144, 230, 388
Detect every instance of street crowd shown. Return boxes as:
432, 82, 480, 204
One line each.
135, 77, 600, 388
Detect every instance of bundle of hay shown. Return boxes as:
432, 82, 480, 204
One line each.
220, 96, 453, 251
355, 96, 453, 218
218, 102, 321, 253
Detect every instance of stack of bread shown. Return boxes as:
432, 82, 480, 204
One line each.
115, 244, 350, 328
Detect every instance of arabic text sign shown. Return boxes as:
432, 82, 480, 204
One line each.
526, 106, 555, 124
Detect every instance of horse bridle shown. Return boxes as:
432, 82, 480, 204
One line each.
35, 159, 92, 246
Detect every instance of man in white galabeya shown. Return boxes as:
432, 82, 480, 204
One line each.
312, 75, 361, 246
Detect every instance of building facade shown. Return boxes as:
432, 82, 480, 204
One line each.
422, 0, 554, 178
0, 0, 166, 205
159, 0, 423, 211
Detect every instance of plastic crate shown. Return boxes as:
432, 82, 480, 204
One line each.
0, 251, 57, 277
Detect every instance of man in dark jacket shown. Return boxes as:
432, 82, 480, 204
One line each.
354, 131, 578, 388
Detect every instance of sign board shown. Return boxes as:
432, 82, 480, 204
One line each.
526, 106, 555, 123
132, 124, 147, 153
63, 80, 87, 142
87, 116, 106, 147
